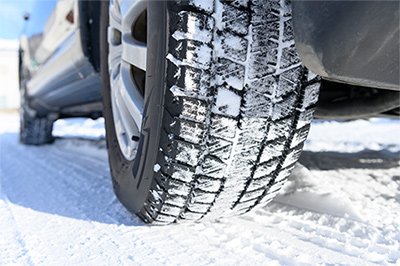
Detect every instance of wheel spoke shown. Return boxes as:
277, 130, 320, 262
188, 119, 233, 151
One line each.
112, 73, 140, 159
108, 0, 147, 161
116, 88, 137, 144
121, 35, 147, 71
109, 9, 122, 32
108, 40, 122, 67
120, 0, 147, 31
119, 62, 144, 131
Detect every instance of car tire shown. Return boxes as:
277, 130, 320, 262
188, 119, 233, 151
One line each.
19, 54, 54, 145
100, 0, 320, 224
19, 103, 54, 145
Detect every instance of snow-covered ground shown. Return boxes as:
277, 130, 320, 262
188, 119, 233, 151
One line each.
1, 112, 399, 265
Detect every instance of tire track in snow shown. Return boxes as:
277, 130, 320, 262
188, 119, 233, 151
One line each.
253, 202, 393, 264
263, 152, 400, 264
1, 113, 399, 264
0, 192, 33, 265
1, 134, 112, 222
1, 132, 268, 264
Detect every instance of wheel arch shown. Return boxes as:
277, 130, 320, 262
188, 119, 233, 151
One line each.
78, 0, 102, 73
292, 1, 399, 91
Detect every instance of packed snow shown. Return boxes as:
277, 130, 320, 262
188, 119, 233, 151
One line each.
1, 112, 399, 265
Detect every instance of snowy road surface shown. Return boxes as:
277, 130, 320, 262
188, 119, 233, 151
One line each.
1, 112, 399, 265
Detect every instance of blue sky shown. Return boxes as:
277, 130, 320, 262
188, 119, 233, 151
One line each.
0, 0, 55, 40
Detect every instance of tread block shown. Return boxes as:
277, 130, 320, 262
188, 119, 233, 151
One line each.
164, 111, 206, 144
222, 0, 249, 8
148, 188, 164, 205
266, 117, 292, 141
202, 156, 227, 179
170, 163, 196, 183
226, 154, 254, 178
139, 207, 156, 223
193, 189, 217, 204
242, 88, 273, 118
270, 93, 298, 121
178, 119, 206, 144
240, 188, 265, 202
280, 44, 301, 69
243, 76, 282, 118
177, 0, 214, 14
208, 174, 246, 208
251, 0, 280, 26
161, 205, 182, 217
239, 118, 268, 142
208, 136, 233, 161
282, 147, 302, 168
215, 58, 245, 91
181, 97, 208, 123
153, 171, 169, 191
233, 198, 258, 213
195, 176, 223, 192
160, 132, 187, 161
275, 164, 296, 183
175, 140, 201, 166
300, 82, 320, 110
187, 202, 211, 213
221, 2, 250, 35
290, 124, 310, 149
224, 171, 248, 188
248, 49, 278, 79
180, 210, 204, 220
267, 180, 286, 196
234, 139, 261, 163
296, 108, 315, 129
258, 192, 276, 205
164, 88, 182, 117
283, 19, 294, 42
164, 194, 187, 208
155, 213, 177, 223
168, 179, 192, 197
247, 72, 277, 96
164, 92, 209, 123
212, 87, 241, 117
277, 67, 302, 98
210, 114, 237, 139
169, 39, 212, 69
254, 157, 280, 178
260, 138, 286, 161
172, 11, 214, 43
215, 31, 248, 62
174, 65, 211, 96
250, 23, 279, 53
142, 199, 160, 220
247, 175, 273, 191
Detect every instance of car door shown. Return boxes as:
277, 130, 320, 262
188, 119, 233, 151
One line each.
21, 0, 102, 117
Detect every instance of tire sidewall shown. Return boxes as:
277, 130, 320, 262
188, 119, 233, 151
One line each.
100, 0, 168, 212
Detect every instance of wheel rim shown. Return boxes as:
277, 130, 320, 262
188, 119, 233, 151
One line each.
108, 0, 147, 160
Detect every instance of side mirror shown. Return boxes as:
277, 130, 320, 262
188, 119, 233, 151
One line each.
23, 13, 30, 21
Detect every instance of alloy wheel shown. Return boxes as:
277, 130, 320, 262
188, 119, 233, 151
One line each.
108, 0, 147, 160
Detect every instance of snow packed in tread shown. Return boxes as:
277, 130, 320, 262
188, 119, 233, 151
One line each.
142, 0, 320, 223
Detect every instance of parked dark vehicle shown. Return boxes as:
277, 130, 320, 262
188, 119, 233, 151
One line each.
19, 0, 399, 224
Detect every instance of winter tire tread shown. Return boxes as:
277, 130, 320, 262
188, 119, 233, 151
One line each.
137, 0, 320, 224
